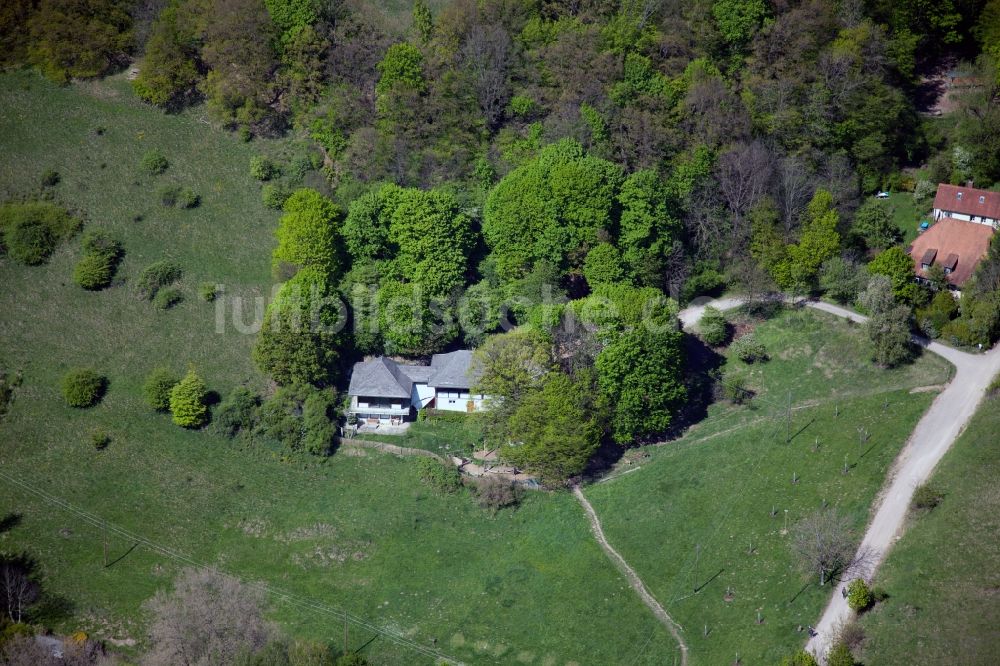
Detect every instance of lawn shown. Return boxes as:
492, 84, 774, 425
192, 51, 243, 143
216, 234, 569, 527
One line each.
0, 71, 682, 664
583, 307, 953, 665
857, 391, 1000, 665
885, 192, 932, 244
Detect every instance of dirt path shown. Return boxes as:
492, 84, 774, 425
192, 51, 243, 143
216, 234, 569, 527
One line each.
572, 485, 689, 666
679, 296, 1000, 663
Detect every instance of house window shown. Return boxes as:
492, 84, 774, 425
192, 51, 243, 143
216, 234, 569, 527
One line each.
980, 196, 986, 204
957, 192, 963, 200
944, 267, 952, 274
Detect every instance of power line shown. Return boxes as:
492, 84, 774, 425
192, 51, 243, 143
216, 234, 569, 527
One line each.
0, 468, 463, 665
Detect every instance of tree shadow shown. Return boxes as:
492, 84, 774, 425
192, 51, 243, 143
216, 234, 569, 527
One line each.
31, 592, 75, 626
0, 512, 22, 533
675, 332, 727, 430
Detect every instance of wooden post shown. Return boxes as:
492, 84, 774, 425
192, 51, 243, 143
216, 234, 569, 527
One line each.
343, 614, 349, 654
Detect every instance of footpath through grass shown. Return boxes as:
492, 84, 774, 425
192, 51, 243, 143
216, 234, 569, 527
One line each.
0, 71, 681, 664
857, 392, 1000, 665
583, 307, 952, 665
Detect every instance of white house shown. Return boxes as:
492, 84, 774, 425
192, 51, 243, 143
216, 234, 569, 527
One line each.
347, 350, 488, 425
932, 182, 1000, 229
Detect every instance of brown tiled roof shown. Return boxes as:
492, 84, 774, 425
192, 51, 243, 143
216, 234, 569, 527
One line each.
933, 184, 1000, 220
919, 248, 938, 266
908, 217, 995, 286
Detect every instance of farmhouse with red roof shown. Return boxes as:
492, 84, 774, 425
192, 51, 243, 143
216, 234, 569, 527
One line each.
932, 182, 1000, 229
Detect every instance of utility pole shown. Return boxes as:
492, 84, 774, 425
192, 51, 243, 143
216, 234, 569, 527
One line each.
103, 522, 108, 567
343, 614, 349, 655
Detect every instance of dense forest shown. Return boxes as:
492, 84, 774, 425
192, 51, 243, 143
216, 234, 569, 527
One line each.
3, 0, 1000, 479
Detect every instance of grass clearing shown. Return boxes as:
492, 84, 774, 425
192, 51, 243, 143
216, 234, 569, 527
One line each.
583, 307, 952, 665
886, 192, 932, 244
857, 393, 1000, 665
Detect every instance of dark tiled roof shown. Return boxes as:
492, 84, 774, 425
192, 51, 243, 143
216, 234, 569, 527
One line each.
942, 253, 959, 270
933, 184, 1000, 220
920, 248, 938, 265
428, 350, 482, 389
908, 217, 995, 286
347, 357, 413, 399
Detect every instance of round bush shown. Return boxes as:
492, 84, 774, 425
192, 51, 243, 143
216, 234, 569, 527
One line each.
846, 578, 873, 612
261, 183, 291, 210
699, 306, 729, 346
143, 367, 178, 411
73, 252, 114, 290
827, 642, 856, 666
91, 429, 111, 450
177, 188, 200, 209
60, 368, 105, 408
153, 287, 183, 309
141, 150, 169, 175
731, 333, 768, 363
138, 260, 182, 299
169, 369, 209, 428
779, 650, 818, 666
6, 218, 55, 265
198, 282, 218, 302
249, 155, 277, 181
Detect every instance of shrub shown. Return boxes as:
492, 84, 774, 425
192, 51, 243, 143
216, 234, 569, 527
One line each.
911, 482, 944, 510
846, 578, 873, 612
261, 183, 291, 210
872, 586, 889, 603
509, 94, 536, 117
721, 374, 753, 405
731, 333, 768, 363
779, 650, 819, 666
826, 642, 855, 666
60, 368, 105, 408
138, 260, 182, 299
474, 476, 523, 514
141, 149, 169, 175
699, 306, 729, 346
416, 458, 462, 493
41, 170, 60, 187
213, 387, 259, 437
249, 155, 277, 181
143, 368, 179, 411
198, 282, 218, 302
90, 429, 111, 450
255, 383, 336, 455
0, 202, 80, 264
335, 654, 368, 666
6, 218, 55, 265
301, 391, 335, 455
169, 368, 209, 428
154, 287, 183, 309
73, 252, 115, 289
177, 188, 200, 209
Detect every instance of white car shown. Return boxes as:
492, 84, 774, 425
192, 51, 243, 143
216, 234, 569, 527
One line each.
875, 191, 890, 199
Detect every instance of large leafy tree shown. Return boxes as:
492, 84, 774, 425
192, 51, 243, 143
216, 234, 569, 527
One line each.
253, 267, 346, 386
867, 246, 919, 304
596, 321, 687, 444
272, 188, 343, 279
504, 372, 601, 483
343, 184, 473, 295
616, 169, 682, 286
852, 199, 902, 251
27, 0, 133, 82
784, 190, 842, 291
132, 2, 201, 106
483, 139, 624, 284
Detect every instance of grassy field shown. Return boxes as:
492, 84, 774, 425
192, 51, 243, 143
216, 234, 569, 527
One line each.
0, 71, 683, 664
583, 307, 952, 665
857, 392, 1000, 665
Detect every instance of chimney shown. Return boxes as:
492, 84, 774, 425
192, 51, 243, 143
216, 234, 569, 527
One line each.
967, 180, 974, 188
